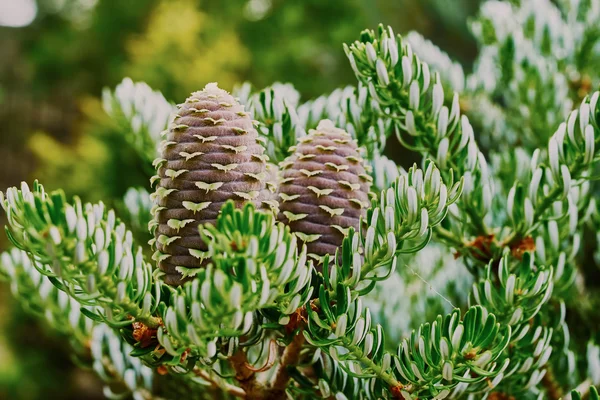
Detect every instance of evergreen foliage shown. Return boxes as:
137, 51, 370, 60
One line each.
2, 1, 600, 398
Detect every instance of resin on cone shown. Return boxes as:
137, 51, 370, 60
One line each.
277, 120, 372, 262
150, 83, 277, 285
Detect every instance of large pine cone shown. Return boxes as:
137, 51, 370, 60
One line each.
277, 120, 372, 262
150, 83, 277, 285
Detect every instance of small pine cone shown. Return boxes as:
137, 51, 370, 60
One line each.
150, 83, 277, 285
277, 120, 372, 262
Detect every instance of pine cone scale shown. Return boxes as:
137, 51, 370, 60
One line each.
157, 175, 265, 190
157, 190, 268, 206
155, 224, 216, 240
163, 144, 265, 159
177, 105, 248, 120
157, 241, 204, 255
284, 222, 342, 244
286, 211, 362, 227
161, 153, 264, 171
159, 258, 200, 275
281, 176, 370, 196
283, 169, 365, 182
283, 159, 366, 175
280, 182, 369, 201
282, 191, 366, 207
304, 242, 340, 257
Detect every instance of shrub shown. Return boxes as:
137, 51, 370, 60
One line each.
2, 1, 600, 398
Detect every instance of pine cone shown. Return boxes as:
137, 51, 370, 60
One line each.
150, 83, 277, 285
277, 120, 372, 262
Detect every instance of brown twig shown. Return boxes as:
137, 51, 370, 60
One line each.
541, 366, 563, 400
192, 367, 246, 398
230, 347, 265, 399
268, 332, 306, 397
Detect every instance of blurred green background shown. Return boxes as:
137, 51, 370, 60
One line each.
0, 0, 481, 398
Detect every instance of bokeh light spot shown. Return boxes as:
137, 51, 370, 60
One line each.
0, 0, 37, 28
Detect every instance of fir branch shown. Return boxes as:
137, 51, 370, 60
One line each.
468, 253, 555, 394
0, 182, 162, 329
4, 8, 600, 397
0, 248, 95, 349
310, 354, 370, 399
344, 24, 494, 262
506, 91, 599, 238
469, 254, 554, 329
501, 91, 599, 297
304, 290, 402, 398
295, 162, 463, 397
308, 240, 511, 399
369, 154, 404, 193
396, 306, 511, 398
569, 384, 600, 400
333, 161, 462, 298
468, 0, 573, 151
405, 31, 465, 94
362, 243, 473, 345
158, 202, 313, 358
103, 78, 176, 165
92, 325, 156, 400
306, 291, 511, 399
489, 93, 600, 391
122, 186, 154, 235
0, 248, 156, 400
340, 336, 401, 391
